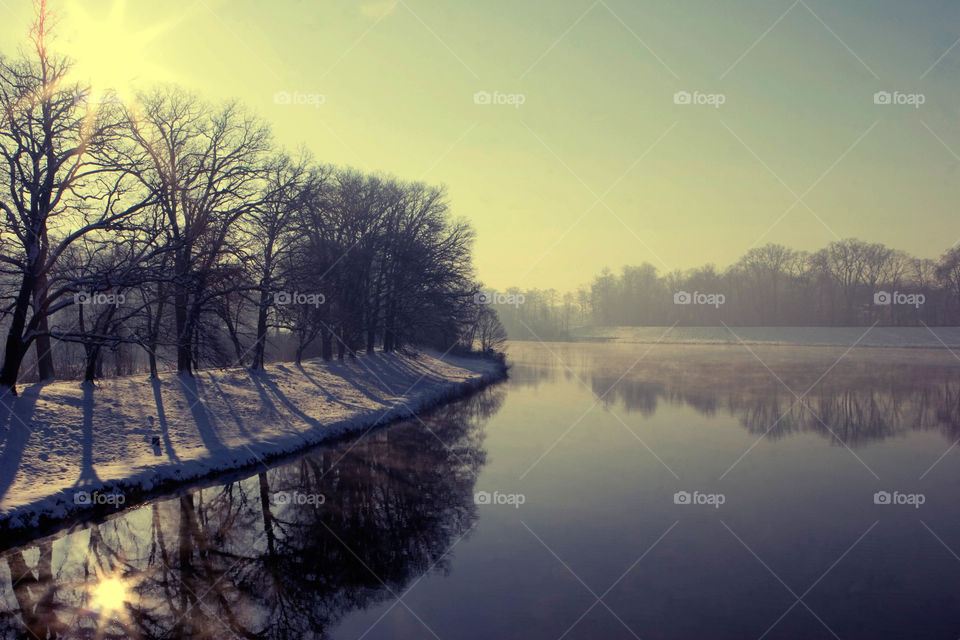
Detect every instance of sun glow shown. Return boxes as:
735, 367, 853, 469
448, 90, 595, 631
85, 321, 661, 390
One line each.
61, 0, 175, 100
90, 575, 130, 613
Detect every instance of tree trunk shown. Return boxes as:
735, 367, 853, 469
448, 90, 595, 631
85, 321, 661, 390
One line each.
0, 273, 36, 393
83, 345, 101, 382
252, 289, 269, 370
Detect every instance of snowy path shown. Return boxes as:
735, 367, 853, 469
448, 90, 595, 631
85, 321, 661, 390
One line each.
0, 351, 504, 532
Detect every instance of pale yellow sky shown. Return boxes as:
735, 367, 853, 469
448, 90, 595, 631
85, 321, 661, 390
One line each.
2, 0, 959, 291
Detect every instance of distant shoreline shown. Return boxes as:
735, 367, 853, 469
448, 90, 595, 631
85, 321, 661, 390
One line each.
506, 326, 960, 349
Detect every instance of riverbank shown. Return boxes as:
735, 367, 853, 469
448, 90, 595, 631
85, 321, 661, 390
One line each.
0, 350, 506, 534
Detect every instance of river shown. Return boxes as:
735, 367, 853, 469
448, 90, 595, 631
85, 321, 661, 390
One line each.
2, 340, 960, 639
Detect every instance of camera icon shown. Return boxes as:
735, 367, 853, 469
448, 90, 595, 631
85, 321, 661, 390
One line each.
673, 91, 691, 105
873, 291, 891, 305
274, 91, 291, 105
474, 491, 492, 505
873, 91, 891, 105
74, 491, 91, 505
873, 490, 891, 505
673, 491, 691, 505
474, 291, 492, 305
73, 291, 91, 305
273, 291, 292, 305
673, 291, 692, 305
273, 491, 291, 505
473, 91, 492, 105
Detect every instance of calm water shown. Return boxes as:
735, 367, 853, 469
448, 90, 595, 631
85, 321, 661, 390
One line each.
2, 341, 960, 639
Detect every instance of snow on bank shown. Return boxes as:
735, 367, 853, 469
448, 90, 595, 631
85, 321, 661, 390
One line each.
0, 351, 506, 533
572, 326, 960, 348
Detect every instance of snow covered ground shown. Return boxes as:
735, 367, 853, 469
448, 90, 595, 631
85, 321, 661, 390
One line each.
0, 351, 505, 533
572, 326, 960, 348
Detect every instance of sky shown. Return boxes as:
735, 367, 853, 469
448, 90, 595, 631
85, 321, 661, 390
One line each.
1, 0, 959, 291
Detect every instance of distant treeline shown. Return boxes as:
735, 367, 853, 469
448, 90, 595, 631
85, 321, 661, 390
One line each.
490, 239, 960, 339
0, 6, 503, 390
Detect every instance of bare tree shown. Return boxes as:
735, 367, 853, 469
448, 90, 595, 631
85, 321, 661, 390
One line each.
0, 2, 153, 392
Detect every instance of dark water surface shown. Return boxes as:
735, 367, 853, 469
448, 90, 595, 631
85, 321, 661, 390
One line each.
2, 341, 960, 639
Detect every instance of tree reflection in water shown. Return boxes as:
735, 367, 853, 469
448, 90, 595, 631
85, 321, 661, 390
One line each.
587, 361, 960, 445
0, 385, 505, 639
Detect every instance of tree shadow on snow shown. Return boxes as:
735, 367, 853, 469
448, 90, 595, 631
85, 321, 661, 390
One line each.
0, 385, 42, 501
74, 382, 102, 489
151, 378, 181, 463
176, 375, 226, 454
248, 370, 323, 430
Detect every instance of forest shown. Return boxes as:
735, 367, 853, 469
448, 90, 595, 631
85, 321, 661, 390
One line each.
494, 239, 960, 339
0, 6, 504, 391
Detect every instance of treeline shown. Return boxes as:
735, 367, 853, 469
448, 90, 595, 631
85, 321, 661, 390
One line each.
0, 5, 502, 392
493, 239, 960, 338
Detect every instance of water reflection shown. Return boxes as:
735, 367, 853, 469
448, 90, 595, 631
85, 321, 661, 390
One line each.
0, 385, 504, 639
505, 342, 960, 445
587, 367, 960, 446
